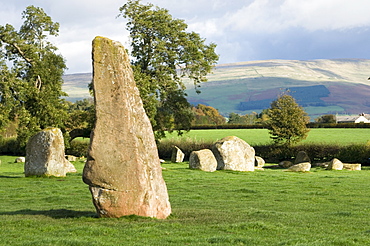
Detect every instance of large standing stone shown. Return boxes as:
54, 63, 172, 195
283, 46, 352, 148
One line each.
25, 128, 76, 177
83, 37, 171, 219
189, 149, 217, 172
212, 136, 255, 171
171, 146, 185, 163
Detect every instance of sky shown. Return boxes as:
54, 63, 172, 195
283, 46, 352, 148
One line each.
1, 0, 370, 74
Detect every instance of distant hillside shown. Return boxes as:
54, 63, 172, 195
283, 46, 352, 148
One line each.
63, 59, 370, 120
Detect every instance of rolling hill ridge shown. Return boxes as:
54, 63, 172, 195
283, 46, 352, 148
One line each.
63, 59, 370, 120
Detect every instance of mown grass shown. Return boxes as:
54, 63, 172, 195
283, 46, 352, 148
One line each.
2, 156, 370, 245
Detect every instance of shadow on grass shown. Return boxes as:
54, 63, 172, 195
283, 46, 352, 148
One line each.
0, 209, 97, 219
0, 175, 23, 178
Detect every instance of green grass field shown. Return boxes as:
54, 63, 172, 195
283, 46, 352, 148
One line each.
166, 128, 370, 146
2, 155, 370, 245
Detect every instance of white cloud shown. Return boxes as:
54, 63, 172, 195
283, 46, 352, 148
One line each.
220, 0, 370, 33
1, 0, 370, 72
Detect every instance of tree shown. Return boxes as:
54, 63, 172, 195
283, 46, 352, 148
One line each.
119, 0, 219, 139
0, 6, 68, 147
192, 104, 225, 125
228, 112, 244, 124
315, 114, 336, 123
267, 94, 310, 145
228, 112, 258, 125
65, 98, 95, 141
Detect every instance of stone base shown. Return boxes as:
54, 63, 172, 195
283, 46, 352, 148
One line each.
89, 186, 171, 219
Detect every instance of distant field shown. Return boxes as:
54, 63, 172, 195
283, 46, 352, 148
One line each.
166, 128, 370, 146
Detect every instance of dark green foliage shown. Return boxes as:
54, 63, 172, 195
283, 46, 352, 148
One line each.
157, 138, 214, 160
119, 0, 219, 139
65, 98, 94, 140
0, 6, 68, 147
65, 139, 89, 157
267, 94, 310, 145
308, 122, 370, 128
315, 114, 336, 123
0, 137, 24, 155
228, 112, 258, 125
254, 143, 370, 164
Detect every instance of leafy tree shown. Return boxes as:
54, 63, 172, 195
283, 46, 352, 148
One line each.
228, 112, 258, 125
192, 104, 225, 125
65, 98, 95, 140
267, 94, 310, 145
119, 0, 219, 139
0, 6, 68, 147
228, 112, 244, 124
315, 114, 336, 123
256, 109, 270, 124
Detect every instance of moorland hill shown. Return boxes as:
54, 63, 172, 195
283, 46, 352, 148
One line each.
63, 59, 370, 119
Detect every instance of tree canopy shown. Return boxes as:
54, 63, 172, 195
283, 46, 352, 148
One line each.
0, 5, 68, 147
119, 0, 219, 139
192, 104, 225, 125
315, 114, 336, 123
267, 94, 310, 145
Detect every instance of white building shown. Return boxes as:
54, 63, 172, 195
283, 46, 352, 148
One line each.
336, 113, 370, 123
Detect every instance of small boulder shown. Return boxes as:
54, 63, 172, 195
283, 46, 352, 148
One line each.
343, 163, 361, 171
294, 151, 311, 164
327, 158, 343, 170
287, 162, 311, 172
189, 149, 217, 172
15, 157, 25, 163
255, 156, 265, 167
171, 146, 185, 163
66, 155, 77, 162
212, 136, 255, 171
279, 161, 294, 168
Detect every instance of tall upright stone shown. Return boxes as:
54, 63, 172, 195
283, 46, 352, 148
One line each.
171, 146, 185, 163
25, 128, 76, 177
83, 37, 171, 219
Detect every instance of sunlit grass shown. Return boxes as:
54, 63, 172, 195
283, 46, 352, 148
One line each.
1, 156, 370, 245
166, 128, 370, 146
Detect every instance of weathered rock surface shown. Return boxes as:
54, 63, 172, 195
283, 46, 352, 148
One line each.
287, 162, 311, 172
343, 163, 361, 171
279, 161, 294, 168
327, 158, 344, 170
189, 149, 217, 172
25, 128, 76, 177
212, 136, 255, 171
171, 146, 185, 163
83, 36, 171, 219
294, 151, 311, 164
